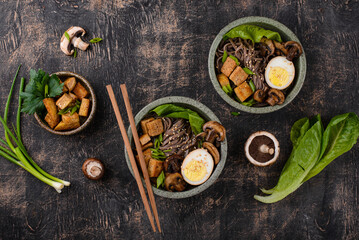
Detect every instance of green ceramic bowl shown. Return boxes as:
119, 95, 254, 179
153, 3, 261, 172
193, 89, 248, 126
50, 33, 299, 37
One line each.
124, 96, 228, 199
208, 16, 307, 114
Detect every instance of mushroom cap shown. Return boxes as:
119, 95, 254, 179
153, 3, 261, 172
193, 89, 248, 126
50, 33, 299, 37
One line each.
244, 131, 280, 167
266, 89, 285, 106
253, 89, 266, 103
164, 154, 183, 173
164, 173, 186, 192
82, 158, 105, 180
202, 142, 220, 165
284, 41, 303, 61
202, 121, 226, 142
60, 26, 87, 55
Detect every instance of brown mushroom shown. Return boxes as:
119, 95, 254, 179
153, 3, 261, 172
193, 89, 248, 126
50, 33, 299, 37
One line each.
164, 173, 186, 192
244, 131, 280, 167
253, 89, 267, 103
60, 26, 89, 56
260, 38, 275, 56
164, 155, 183, 173
82, 158, 105, 180
202, 121, 226, 143
203, 142, 220, 165
273, 40, 288, 56
266, 89, 285, 106
284, 41, 303, 61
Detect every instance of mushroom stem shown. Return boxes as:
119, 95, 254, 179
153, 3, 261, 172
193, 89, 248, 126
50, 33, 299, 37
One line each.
259, 144, 274, 155
72, 37, 89, 51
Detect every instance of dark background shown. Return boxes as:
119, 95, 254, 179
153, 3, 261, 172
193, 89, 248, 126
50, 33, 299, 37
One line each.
0, 0, 358, 239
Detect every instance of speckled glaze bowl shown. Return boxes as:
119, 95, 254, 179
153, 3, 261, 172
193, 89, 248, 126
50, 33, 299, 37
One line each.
208, 16, 307, 114
34, 71, 96, 135
124, 96, 228, 199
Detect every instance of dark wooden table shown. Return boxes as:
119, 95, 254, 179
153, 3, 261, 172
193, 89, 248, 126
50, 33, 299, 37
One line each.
0, 1, 358, 239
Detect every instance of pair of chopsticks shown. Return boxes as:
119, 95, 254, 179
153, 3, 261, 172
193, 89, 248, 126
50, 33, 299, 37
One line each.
106, 84, 161, 233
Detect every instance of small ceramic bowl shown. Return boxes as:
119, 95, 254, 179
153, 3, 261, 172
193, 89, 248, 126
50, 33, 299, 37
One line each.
34, 71, 96, 135
124, 96, 228, 199
208, 16, 307, 114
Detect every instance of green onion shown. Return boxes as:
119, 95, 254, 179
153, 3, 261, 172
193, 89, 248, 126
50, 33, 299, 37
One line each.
73, 48, 77, 58
249, 80, 256, 92
222, 51, 228, 63
231, 112, 240, 116
243, 67, 254, 75
229, 55, 240, 65
156, 171, 165, 188
90, 38, 103, 43
64, 31, 70, 41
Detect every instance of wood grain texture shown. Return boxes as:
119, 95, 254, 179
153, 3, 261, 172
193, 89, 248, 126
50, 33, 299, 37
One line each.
0, 0, 358, 239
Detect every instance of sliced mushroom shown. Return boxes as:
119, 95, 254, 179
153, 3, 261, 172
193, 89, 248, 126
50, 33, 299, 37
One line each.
253, 89, 267, 103
244, 131, 280, 167
273, 40, 288, 56
60, 26, 89, 56
82, 158, 105, 180
266, 89, 285, 106
164, 173, 186, 192
202, 121, 226, 144
284, 41, 303, 61
164, 155, 183, 173
260, 38, 275, 56
203, 142, 220, 165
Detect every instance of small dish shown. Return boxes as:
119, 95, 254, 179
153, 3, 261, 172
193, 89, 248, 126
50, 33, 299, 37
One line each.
208, 16, 307, 114
124, 96, 228, 199
34, 71, 96, 135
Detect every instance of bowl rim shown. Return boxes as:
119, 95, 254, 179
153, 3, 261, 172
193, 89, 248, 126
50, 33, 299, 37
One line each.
124, 96, 228, 199
208, 16, 307, 114
34, 71, 96, 135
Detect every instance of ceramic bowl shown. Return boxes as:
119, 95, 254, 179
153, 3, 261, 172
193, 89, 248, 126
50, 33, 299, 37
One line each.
208, 16, 307, 114
34, 71, 96, 135
124, 96, 228, 199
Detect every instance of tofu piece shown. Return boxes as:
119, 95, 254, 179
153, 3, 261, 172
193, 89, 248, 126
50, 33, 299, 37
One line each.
140, 117, 155, 134
64, 77, 77, 91
69, 92, 78, 102
79, 98, 90, 117
229, 66, 248, 86
45, 113, 59, 129
56, 93, 73, 110
139, 134, 151, 146
55, 112, 80, 131
217, 73, 230, 87
142, 142, 153, 151
60, 80, 68, 92
43, 98, 59, 124
221, 57, 237, 77
146, 119, 164, 137
234, 82, 254, 102
147, 158, 164, 178
73, 82, 88, 100
135, 148, 152, 168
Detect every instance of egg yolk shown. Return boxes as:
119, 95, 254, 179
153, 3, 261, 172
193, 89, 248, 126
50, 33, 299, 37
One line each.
183, 160, 207, 182
268, 67, 289, 87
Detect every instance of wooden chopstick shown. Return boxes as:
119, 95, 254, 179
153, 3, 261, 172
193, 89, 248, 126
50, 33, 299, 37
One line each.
106, 85, 157, 233
120, 84, 162, 233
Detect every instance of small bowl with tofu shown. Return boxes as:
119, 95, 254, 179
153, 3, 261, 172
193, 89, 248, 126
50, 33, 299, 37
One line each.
34, 71, 96, 135
208, 16, 306, 113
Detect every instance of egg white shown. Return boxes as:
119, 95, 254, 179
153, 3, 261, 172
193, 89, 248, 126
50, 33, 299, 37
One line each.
265, 56, 295, 90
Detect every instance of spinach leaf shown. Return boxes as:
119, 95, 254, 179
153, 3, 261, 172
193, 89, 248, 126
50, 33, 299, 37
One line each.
152, 104, 205, 135
223, 25, 282, 43
303, 113, 359, 182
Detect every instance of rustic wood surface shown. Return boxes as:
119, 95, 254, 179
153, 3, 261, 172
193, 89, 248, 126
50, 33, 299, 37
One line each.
0, 0, 358, 239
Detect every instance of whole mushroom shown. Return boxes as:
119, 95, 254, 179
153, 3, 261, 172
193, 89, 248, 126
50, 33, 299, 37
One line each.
60, 26, 89, 56
164, 173, 186, 192
82, 158, 105, 180
266, 89, 285, 106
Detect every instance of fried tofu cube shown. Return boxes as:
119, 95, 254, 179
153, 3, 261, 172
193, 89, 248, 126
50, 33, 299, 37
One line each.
56, 93, 73, 110
217, 73, 230, 87
234, 82, 254, 102
147, 158, 164, 178
140, 117, 154, 134
221, 57, 237, 77
79, 98, 90, 117
54, 112, 80, 131
229, 66, 248, 85
135, 148, 152, 168
43, 98, 59, 124
69, 92, 78, 102
139, 134, 151, 146
45, 113, 59, 129
73, 82, 88, 99
146, 119, 164, 137
64, 77, 77, 91
60, 80, 68, 92
142, 142, 153, 151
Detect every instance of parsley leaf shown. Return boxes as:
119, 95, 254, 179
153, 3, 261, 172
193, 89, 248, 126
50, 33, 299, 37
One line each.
20, 69, 64, 115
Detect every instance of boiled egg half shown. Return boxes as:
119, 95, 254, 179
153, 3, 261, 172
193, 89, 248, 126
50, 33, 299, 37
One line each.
265, 56, 295, 90
181, 149, 214, 185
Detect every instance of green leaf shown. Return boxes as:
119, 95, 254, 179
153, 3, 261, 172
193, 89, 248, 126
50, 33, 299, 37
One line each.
229, 55, 239, 66
224, 24, 282, 43
222, 50, 228, 63
156, 171, 165, 188
249, 80, 256, 92
73, 48, 77, 58
231, 112, 240, 116
90, 38, 103, 43
243, 67, 254, 75
64, 31, 70, 41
